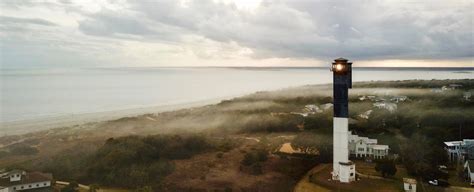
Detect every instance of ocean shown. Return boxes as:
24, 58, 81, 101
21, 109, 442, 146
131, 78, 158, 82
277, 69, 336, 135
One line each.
1, 67, 472, 123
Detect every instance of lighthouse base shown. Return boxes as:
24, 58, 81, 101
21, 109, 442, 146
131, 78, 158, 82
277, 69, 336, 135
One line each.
333, 161, 356, 183
332, 117, 356, 183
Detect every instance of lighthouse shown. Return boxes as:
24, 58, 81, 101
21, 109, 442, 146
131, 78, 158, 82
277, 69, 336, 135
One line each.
331, 58, 356, 183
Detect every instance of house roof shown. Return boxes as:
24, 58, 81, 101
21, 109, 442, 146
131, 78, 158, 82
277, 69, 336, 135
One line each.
334, 57, 348, 62
373, 145, 389, 150
463, 139, 474, 145
444, 141, 462, 146
0, 172, 52, 187
367, 139, 378, 144
7, 170, 23, 175
403, 178, 417, 184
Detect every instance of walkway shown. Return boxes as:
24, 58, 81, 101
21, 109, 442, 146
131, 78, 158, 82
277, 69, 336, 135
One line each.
294, 164, 330, 192
56, 181, 90, 190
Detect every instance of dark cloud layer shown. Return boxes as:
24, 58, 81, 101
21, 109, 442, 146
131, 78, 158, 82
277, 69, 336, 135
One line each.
73, 0, 473, 61
1, 0, 473, 68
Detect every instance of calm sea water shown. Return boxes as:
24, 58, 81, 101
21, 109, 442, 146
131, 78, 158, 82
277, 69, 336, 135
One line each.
1, 67, 472, 122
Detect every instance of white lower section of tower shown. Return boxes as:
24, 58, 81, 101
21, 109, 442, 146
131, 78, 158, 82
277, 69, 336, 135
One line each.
332, 117, 355, 183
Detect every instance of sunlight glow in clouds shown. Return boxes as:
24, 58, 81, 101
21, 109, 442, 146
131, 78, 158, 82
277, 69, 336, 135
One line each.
0, 0, 472, 68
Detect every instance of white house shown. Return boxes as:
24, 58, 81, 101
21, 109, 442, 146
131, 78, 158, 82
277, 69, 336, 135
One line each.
403, 178, 417, 192
444, 139, 474, 163
391, 96, 408, 103
372, 145, 390, 159
464, 160, 474, 186
373, 102, 397, 113
444, 141, 463, 162
348, 131, 390, 159
358, 110, 373, 119
304, 104, 322, 113
449, 84, 463, 89
0, 170, 52, 192
320, 103, 333, 110
441, 84, 463, 91
464, 92, 472, 101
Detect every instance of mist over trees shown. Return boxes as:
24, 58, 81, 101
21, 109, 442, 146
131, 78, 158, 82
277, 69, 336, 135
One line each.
0, 79, 472, 190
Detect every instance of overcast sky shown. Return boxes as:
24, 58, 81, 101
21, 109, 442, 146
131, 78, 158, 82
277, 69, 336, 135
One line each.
0, 0, 473, 68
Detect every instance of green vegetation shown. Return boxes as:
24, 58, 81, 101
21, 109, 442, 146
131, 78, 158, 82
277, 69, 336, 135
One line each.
241, 148, 268, 175
37, 134, 217, 190
61, 181, 79, 192
241, 149, 268, 166
292, 133, 332, 163
355, 79, 474, 89
375, 159, 397, 177
88, 135, 213, 188
89, 184, 100, 192
400, 134, 449, 181
7, 144, 39, 156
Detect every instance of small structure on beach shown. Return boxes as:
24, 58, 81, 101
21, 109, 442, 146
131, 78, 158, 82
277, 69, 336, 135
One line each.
403, 178, 417, 192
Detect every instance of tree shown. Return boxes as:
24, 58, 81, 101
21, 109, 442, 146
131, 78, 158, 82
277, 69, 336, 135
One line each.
375, 159, 397, 177
400, 134, 449, 180
241, 149, 268, 166
134, 186, 153, 192
61, 182, 79, 192
89, 184, 100, 192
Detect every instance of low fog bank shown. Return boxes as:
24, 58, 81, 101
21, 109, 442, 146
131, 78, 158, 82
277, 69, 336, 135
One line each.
0, 79, 472, 191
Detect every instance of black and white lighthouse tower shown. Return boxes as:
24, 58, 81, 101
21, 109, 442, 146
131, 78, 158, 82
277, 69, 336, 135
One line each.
331, 58, 356, 183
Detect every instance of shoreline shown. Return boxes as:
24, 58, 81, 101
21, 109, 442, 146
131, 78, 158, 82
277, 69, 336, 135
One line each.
0, 96, 234, 136
1, 78, 472, 136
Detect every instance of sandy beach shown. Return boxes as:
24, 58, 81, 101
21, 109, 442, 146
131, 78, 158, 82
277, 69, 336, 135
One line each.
0, 96, 232, 136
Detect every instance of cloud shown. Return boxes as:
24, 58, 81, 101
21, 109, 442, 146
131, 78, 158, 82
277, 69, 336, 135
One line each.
77, 0, 473, 60
0, 0, 473, 67
0, 16, 57, 26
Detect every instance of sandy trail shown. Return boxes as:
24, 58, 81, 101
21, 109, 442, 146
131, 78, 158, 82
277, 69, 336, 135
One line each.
294, 164, 330, 192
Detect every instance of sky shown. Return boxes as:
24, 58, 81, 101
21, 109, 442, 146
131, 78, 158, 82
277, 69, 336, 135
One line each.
0, 0, 473, 68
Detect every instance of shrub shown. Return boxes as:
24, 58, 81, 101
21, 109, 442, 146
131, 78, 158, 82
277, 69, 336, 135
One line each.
375, 159, 397, 177
241, 149, 268, 166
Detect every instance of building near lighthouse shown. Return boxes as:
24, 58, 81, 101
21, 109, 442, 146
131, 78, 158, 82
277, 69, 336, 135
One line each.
331, 58, 356, 183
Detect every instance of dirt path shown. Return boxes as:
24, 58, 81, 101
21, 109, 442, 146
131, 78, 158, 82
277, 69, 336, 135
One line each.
445, 186, 474, 192
293, 164, 330, 192
355, 170, 386, 180
56, 181, 90, 190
